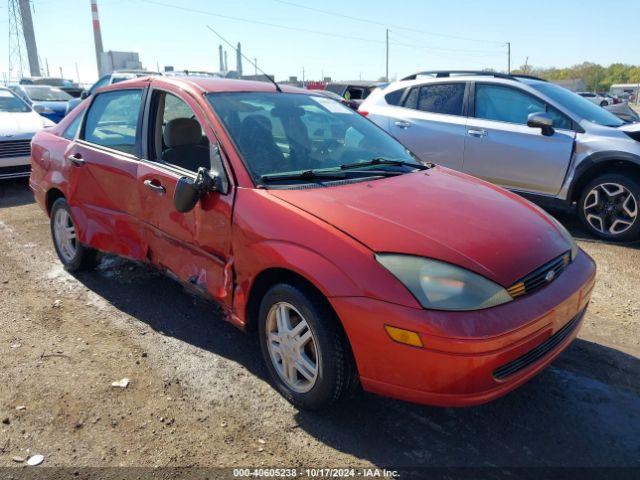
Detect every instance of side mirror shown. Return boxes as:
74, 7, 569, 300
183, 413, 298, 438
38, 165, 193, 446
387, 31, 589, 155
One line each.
173, 167, 219, 213
80, 90, 89, 99
527, 112, 555, 136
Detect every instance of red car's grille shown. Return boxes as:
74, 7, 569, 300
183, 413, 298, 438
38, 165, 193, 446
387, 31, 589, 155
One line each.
493, 309, 585, 380
0, 139, 31, 159
507, 252, 571, 299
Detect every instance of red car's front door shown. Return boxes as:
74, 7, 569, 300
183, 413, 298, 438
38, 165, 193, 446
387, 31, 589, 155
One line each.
67, 87, 147, 260
136, 85, 235, 307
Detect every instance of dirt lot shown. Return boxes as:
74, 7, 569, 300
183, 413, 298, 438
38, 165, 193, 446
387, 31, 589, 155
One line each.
0, 178, 639, 471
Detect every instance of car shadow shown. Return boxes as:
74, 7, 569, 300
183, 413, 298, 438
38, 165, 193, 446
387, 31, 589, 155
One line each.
0, 178, 35, 209
73, 255, 640, 468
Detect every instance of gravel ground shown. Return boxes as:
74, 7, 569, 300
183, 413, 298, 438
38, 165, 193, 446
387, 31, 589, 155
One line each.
0, 178, 639, 470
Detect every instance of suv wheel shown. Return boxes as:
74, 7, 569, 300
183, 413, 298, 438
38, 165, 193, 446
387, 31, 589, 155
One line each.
50, 198, 100, 271
578, 174, 640, 242
258, 283, 357, 410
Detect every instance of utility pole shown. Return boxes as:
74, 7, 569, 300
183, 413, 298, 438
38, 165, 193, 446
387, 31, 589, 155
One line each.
507, 42, 511, 74
254, 58, 257, 76
75, 62, 80, 83
18, 0, 40, 76
523, 56, 529, 73
385, 29, 389, 82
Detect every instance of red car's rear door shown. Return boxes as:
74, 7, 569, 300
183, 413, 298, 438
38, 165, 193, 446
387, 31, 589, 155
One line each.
136, 85, 235, 306
67, 87, 147, 259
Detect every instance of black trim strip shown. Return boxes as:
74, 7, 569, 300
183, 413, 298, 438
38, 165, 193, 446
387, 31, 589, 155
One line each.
493, 309, 584, 380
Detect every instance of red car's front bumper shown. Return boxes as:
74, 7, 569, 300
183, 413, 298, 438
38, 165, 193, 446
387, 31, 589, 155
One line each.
331, 250, 596, 407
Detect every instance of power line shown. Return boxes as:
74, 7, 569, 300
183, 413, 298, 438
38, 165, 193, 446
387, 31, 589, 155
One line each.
271, 0, 505, 45
139, 0, 505, 59
138, 0, 387, 46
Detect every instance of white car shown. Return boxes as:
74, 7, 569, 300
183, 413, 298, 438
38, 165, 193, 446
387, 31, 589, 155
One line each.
0, 87, 54, 180
577, 91, 609, 107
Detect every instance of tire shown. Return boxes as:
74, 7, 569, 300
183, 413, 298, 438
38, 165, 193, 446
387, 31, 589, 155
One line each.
578, 173, 640, 242
600, 100, 608, 107
50, 198, 100, 271
258, 282, 358, 410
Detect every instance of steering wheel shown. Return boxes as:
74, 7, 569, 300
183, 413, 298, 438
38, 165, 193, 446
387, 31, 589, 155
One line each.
315, 138, 340, 159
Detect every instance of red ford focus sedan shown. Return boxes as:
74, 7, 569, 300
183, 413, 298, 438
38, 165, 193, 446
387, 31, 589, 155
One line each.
29, 76, 596, 410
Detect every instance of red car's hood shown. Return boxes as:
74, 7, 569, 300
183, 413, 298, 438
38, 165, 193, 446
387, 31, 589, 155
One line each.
269, 167, 570, 287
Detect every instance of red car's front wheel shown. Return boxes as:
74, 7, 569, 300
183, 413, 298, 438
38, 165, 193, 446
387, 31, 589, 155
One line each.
258, 282, 358, 410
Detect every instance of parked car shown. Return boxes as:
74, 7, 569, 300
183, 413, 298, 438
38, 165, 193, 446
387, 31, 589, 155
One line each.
19, 77, 83, 98
0, 87, 54, 180
360, 70, 640, 242
9, 84, 71, 123
603, 93, 621, 105
311, 88, 350, 107
66, 70, 161, 114
577, 91, 609, 107
30, 76, 595, 410
324, 81, 387, 109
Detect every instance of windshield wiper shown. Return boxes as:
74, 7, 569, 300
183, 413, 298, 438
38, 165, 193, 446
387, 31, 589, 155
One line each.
340, 157, 430, 171
261, 170, 348, 183
261, 168, 404, 184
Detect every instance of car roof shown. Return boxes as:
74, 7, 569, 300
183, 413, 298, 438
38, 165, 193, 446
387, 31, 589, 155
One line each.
98, 76, 307, 95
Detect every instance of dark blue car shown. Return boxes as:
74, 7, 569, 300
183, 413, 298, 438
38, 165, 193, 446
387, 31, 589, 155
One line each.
9, 84, 71, 123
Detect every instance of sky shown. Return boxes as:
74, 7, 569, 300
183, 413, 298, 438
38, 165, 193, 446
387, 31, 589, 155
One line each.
1, 0, 639, 86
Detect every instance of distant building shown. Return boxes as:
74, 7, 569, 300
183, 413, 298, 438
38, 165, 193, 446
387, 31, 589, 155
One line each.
552, 78, 585, 92
100, 51, 142, 76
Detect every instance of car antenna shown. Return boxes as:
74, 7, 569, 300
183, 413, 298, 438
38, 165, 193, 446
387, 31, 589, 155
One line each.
206, 25, 282, 93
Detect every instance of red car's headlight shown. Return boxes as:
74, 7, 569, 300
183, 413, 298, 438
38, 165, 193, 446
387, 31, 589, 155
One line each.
376, 254, 513, 311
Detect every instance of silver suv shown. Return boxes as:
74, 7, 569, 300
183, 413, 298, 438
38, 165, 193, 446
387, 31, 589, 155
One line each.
360, 71, 640, 242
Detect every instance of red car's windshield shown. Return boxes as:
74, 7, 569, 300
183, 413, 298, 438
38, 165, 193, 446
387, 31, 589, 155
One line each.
207, 92, 419, 183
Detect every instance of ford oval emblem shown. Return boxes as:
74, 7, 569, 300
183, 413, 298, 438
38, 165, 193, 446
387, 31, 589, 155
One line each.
545, 270, 556, 282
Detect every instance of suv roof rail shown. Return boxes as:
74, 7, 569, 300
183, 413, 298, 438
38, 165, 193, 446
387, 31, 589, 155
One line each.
400, 70, 546, 82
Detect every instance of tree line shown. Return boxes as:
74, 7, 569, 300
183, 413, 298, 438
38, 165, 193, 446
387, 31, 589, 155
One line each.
511, 62, 640, 92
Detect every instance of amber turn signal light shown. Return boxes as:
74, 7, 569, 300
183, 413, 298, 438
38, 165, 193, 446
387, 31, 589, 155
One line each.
384, 325, 424, 348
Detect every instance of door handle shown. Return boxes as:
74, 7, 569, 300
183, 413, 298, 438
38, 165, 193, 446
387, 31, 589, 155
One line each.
467, 128, 488, 138
67, 153, 85, 166
143, 179, 166, 194
394, 120, 412, 129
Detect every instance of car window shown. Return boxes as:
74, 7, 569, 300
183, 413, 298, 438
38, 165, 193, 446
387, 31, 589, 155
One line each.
475, 84, 547, 125
324, 84, 344, 95
544, 104, 573, 130
385, 88, 406, 106
63, 111, 84, 140
24, 86, 72, 101
150, 92, 210, 173
83, 89, 142, 155
0, 89, 31, 113
417, 83, 465, 116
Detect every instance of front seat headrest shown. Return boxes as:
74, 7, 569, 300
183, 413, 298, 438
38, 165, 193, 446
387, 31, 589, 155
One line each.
163, 118, 202, 148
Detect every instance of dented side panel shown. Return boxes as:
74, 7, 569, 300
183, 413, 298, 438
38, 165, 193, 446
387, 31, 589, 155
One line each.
137, 161, 234, 306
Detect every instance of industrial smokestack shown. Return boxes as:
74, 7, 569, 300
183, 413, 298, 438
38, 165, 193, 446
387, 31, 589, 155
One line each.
18, 0, 40, 76
218, 45, 224, 72
236, 42, 242, 76
224, 50, 228, 72
91, 0, 105, 76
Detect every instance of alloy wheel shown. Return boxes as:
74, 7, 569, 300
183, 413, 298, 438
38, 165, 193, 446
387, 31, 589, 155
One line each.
53, 208, 78, 263
583, 182, 638, 235
266, 302, 319, 393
